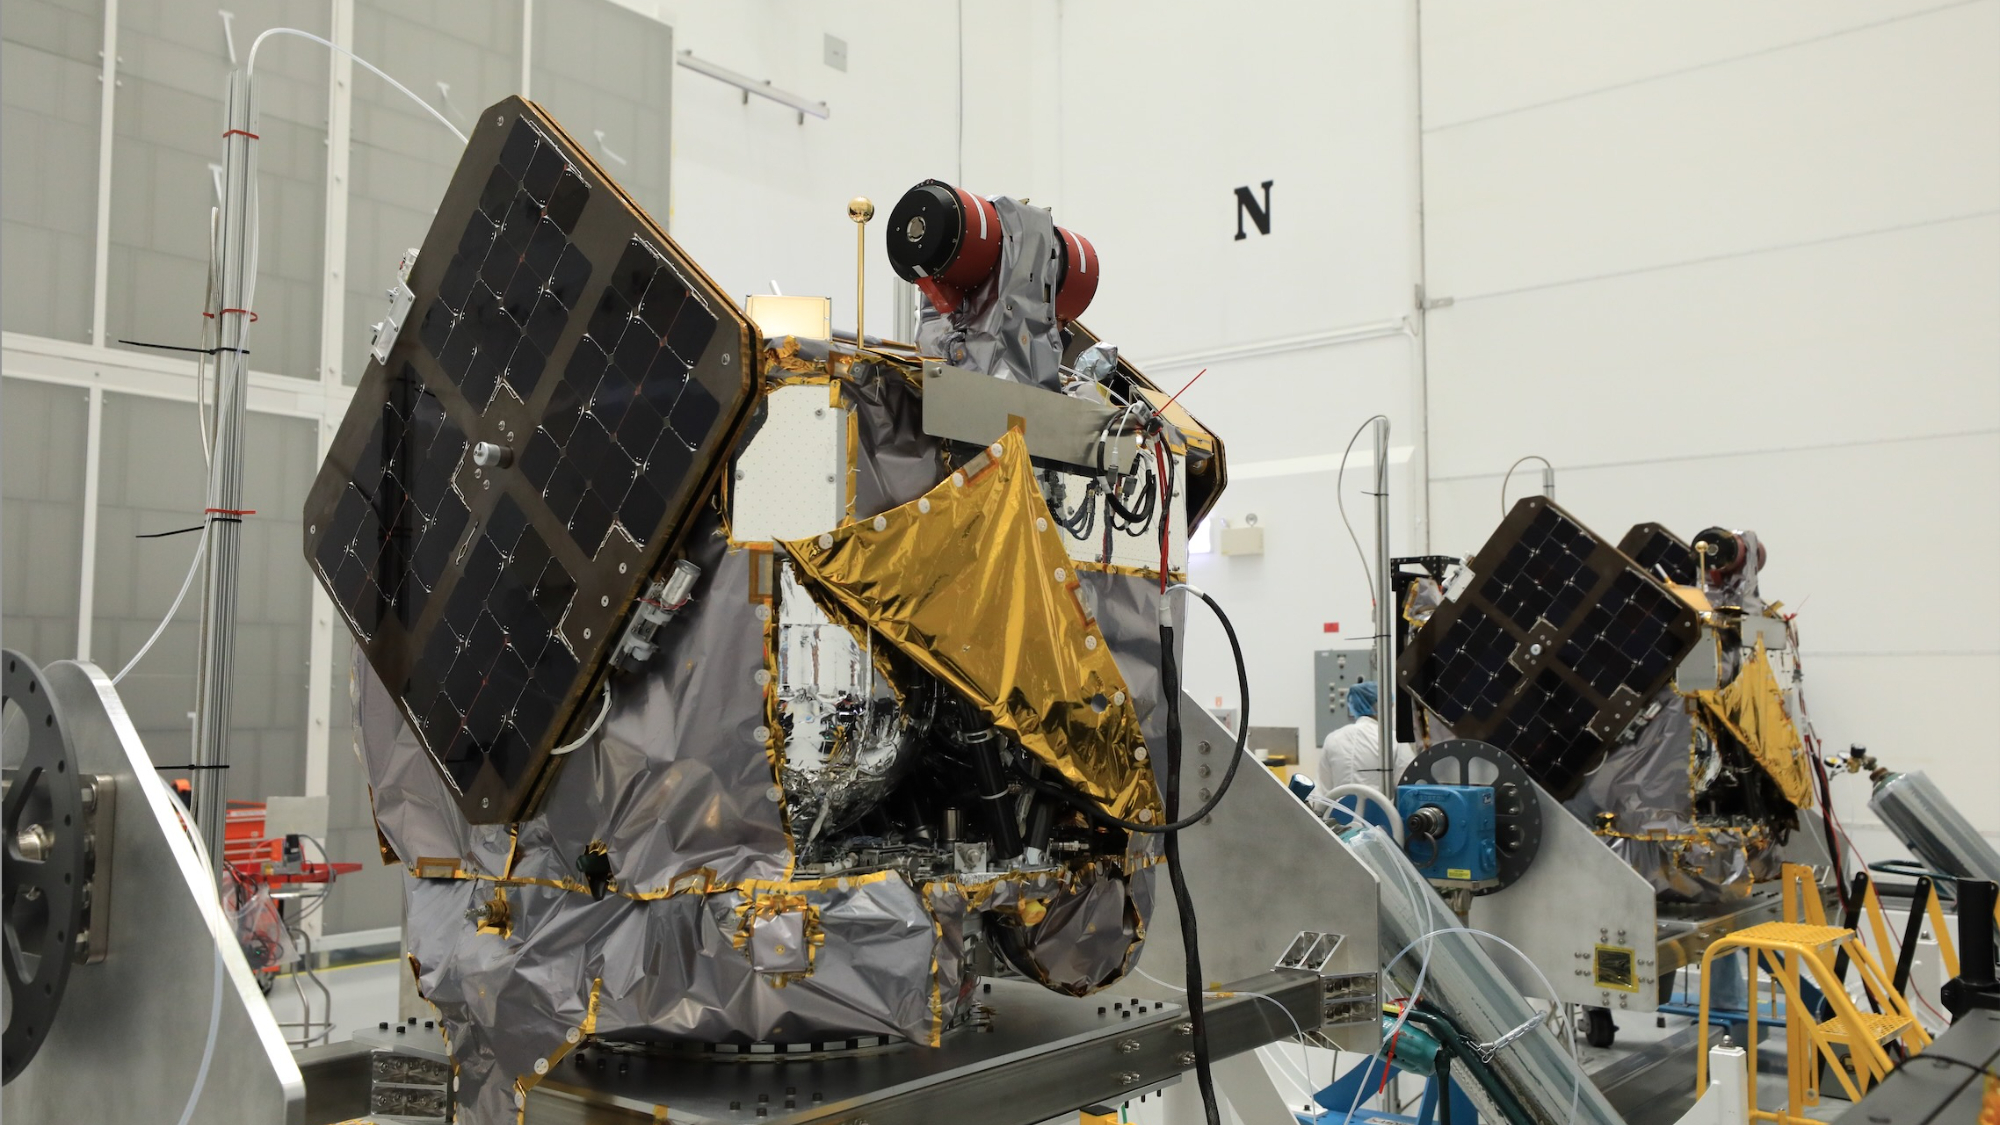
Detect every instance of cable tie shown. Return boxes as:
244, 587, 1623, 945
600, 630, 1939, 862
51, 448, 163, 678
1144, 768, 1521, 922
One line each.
205, 508, 257, 517
116, 338, 251, 357
136, 525, 208, 539
221, 128, 260, 140
203, 309, 260, 322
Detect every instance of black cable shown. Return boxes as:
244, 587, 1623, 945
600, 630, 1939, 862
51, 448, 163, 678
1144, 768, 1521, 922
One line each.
1159, 613, 1220, 1124
1012, 587, 1250, 834
1811, 752, 1848, 915
136, 524, 208, 539
115, 338, 249, 356
1397, 1005, 1538, 1125
1437, 1054, 1454, 1125
1886, 1051, 1998, 1082
1105, 452, 1157, 529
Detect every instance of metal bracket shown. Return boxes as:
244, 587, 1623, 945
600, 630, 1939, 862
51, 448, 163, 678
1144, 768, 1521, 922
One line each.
367, 248, 419, 365
1276, 930, 1344, 974
610, 560, 701, 673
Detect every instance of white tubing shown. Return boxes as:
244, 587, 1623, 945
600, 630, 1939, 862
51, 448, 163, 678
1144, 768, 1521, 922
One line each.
113, 538, 207, 685
1133, 966, 1319, 1108
245, 28, 467, 144
1320, 783, 1404, 845
549, 685, 611, 755
171, 803, 229, 1125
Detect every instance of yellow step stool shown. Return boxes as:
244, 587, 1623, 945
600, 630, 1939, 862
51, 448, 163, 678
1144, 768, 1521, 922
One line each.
1696, 919, 1931, 1125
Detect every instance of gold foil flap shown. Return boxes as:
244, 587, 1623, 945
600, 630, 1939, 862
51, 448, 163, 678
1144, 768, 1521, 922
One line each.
780, 429, 1162, 824
1693, 639, 1813, 808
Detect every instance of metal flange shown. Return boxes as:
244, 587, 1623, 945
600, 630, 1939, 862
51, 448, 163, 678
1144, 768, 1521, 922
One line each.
2, 650, 88, 1083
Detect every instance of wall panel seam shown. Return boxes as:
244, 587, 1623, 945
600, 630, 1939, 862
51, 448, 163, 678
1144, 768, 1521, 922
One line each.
1423, 0, 1994, 134
1435, 209, 2000, 307
1427, 426, 2000, 482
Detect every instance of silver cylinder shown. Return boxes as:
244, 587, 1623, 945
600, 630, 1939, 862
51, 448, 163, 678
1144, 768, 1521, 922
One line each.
1870, 770, 2000, 885
1348, 825, 1624, 1125
189, 70, 259, 869
1372, 418, 1398, 797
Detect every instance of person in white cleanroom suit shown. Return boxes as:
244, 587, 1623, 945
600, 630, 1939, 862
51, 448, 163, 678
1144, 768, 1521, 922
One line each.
1316, 681, 1412, 792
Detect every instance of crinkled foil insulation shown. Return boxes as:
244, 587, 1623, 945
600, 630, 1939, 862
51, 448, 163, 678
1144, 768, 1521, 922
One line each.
354, 350, 1187, 1122
1561, 544, 1800, 903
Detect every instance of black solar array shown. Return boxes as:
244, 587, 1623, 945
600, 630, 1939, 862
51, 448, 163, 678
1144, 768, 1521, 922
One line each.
303, 97, 754, 822
1618, 522, 1699, 587
1398, 497, 1699, 797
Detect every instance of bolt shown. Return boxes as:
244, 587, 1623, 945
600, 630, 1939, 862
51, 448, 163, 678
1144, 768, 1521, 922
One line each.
15, 825, 52, 861
1118, 1071, 1141, 1085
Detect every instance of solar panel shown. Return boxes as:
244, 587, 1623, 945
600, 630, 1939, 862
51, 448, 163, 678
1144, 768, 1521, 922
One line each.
1617, 522, 1698, 587
1397, 497, 1700, 797
302, 97, 756, 823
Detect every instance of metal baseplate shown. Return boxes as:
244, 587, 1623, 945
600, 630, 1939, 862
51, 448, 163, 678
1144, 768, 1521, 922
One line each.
525, 972, 1323, 1124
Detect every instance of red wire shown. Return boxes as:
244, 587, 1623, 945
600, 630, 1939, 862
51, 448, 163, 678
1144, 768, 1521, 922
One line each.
1378, 1029, 1401, 1095
1161, 367, 1208, 412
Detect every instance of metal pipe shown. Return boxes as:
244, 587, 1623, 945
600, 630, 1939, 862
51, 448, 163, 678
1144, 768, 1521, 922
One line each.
189, 70, 258, 868
1372, 417, 1398, 798
848, 197, 873, 351
675, 50, 829, 120
1348, 825, 1625, 1125
960, 727, 1022, 860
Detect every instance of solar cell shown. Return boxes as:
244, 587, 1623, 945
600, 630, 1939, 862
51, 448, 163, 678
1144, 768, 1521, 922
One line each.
1398, 497, 1700, 797
302, 97, 756, 823
1617, 522, 1699, 587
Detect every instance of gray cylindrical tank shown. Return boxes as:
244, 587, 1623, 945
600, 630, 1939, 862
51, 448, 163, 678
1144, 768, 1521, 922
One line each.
1347, 825, 1624, 1125
1869, 770, 2000, 884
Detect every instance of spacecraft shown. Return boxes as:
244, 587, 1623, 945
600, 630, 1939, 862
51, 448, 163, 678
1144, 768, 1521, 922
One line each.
302, 97, 1224, 1119
1397, 500, 1824, 904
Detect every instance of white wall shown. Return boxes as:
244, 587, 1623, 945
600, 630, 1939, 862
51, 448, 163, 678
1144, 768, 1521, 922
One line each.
625, 1, 1065, 345
1053, 1, 1428, 749
1418, 0, 2000, 852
